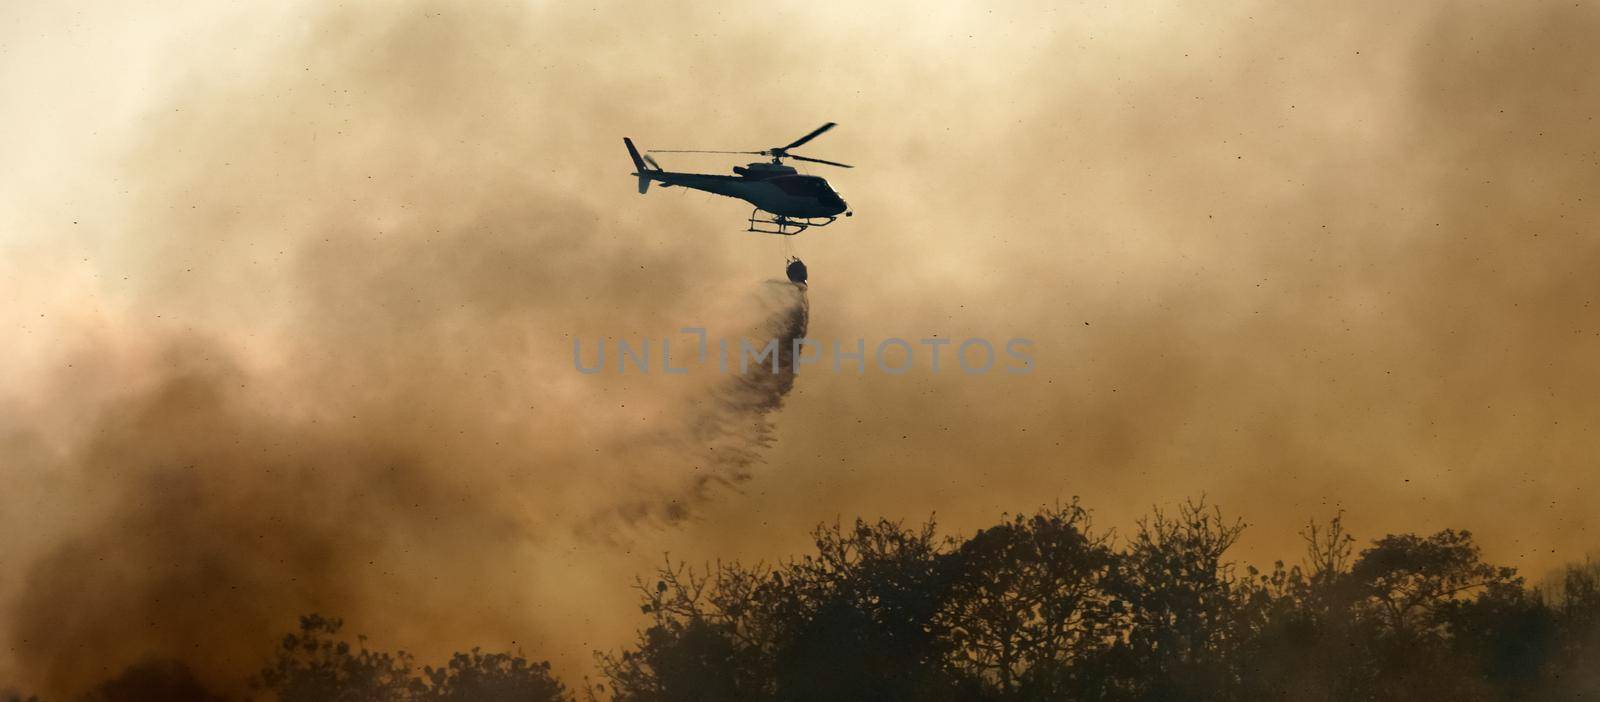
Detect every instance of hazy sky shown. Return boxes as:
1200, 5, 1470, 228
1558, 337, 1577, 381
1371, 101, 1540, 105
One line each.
3, 0, 1599, 695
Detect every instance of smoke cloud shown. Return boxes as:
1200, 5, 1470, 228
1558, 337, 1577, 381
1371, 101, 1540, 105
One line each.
0, 4, 815, 694
4, 0, 1600, 697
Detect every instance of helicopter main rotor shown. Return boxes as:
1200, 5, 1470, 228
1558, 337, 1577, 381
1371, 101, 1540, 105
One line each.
648, 122, 854, 168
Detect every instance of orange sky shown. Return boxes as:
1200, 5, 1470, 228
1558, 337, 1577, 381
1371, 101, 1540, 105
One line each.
3, 0, 1599, 696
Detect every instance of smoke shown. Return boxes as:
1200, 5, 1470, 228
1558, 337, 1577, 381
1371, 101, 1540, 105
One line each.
6, 0, 1600, 697
4, 334, 520, 693
76, 660, 227, 702
0, 4, 817, 695
4, 283, 810, 695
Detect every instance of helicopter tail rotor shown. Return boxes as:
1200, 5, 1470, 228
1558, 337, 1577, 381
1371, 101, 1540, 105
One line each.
624, 137, 654, 193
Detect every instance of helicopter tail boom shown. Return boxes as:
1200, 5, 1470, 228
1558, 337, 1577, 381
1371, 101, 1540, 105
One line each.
623, 137, 654, 193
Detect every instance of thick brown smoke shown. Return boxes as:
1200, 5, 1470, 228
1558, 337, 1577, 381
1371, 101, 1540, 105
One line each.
4, 0, 1600, 697
0, 4, 813, 695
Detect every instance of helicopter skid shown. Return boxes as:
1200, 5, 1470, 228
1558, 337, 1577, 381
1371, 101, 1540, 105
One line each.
747, 208, 836, 236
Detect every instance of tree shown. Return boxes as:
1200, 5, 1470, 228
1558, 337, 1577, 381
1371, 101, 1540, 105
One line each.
1343, 530, 1520, 701
1229, 513, 1365, 701
419, 649, 569, 702
762, 518, 967, 702
423, 509, 1600, 701
601, 518, 973, 702
597, 560, 776, 702
1110, 498, 1247, 700
1437, 581, 1557, 699
253, 614, 422, 702
1349, 530, 1519, 641
938, 500, 1118, 700
1534, 561, 1600, 699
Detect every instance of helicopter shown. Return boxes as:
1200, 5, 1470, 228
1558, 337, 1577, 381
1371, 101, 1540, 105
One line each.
623, 122, 853, 236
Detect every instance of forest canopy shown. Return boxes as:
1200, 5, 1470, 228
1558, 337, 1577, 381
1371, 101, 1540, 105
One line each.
8, 498, 1599, 702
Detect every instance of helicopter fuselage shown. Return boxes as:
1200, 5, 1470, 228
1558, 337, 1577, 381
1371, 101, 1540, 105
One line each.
638, 168, 848, 219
